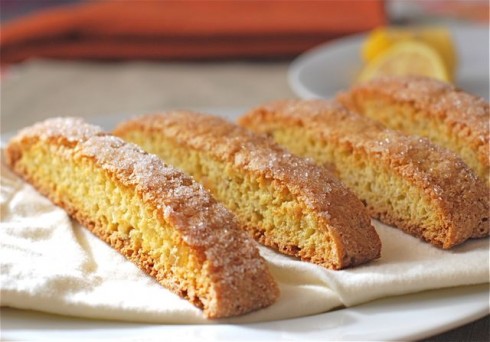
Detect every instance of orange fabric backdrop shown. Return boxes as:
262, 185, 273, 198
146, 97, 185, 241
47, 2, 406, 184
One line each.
1, 0, 386, 63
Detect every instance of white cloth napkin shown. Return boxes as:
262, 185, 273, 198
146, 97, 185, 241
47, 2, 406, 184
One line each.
1, 149, 488, 323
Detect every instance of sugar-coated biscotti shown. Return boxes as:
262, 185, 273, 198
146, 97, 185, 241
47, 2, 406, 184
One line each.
337, 75, 490, 185
114, 112, 381, 270
239, 99, 489, 248
5, 117, 279, 319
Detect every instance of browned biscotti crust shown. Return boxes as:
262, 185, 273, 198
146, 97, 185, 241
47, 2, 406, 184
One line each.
337, 75, 490, 184
239, 99, 489, 248
114, 111, 381, 270
5, 117, 279, 319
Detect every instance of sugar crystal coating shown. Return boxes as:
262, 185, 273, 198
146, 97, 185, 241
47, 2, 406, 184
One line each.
339, 75, 490, 173
121, 111, 364, 224
240, 98, 489, 247
77, 129, 268, 278
114, 111, 382, 269
6, 117, 279, 317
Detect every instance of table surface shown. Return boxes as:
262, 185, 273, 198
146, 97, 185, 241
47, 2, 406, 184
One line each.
1, 59, 488, 341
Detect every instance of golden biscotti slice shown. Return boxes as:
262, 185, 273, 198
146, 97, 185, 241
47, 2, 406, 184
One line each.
5, 117, 279, 319
337, 75, 490, 185
114, 112, 381, 270
239, 99, 489, 248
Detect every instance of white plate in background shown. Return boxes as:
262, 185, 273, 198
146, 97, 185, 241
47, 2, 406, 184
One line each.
1, 112, 489, 341
288, 24, 490, 100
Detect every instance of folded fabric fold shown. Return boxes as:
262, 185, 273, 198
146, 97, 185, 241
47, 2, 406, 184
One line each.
0, 0, 386, 63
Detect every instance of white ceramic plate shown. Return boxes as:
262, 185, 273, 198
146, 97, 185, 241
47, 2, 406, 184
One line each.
288, 24, 490, 100
1, 111, 489, 341
2, 285, 488, 341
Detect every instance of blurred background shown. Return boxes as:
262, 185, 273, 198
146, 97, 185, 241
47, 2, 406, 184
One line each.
1, 0, 488, 133
1, 0, 487, 63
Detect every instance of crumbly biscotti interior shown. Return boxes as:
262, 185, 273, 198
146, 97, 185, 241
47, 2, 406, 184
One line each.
353, 97, 488, 183
12, 140, 212, 310
263, 126, 453, 248
120, 131, 345, 269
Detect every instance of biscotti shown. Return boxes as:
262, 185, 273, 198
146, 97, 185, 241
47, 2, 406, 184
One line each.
114, 112, 381, 270
239, 99, 489, 248
337, 75, 490, 185
5, 118, 279, 319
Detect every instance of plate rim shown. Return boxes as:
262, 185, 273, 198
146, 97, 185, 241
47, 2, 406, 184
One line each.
2, 283, 488, 341
288, 32, 365, 99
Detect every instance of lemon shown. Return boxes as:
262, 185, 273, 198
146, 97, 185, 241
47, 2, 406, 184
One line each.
362, 27, 457, 80
358, 40, 450, 83
362, 28, 398, 61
